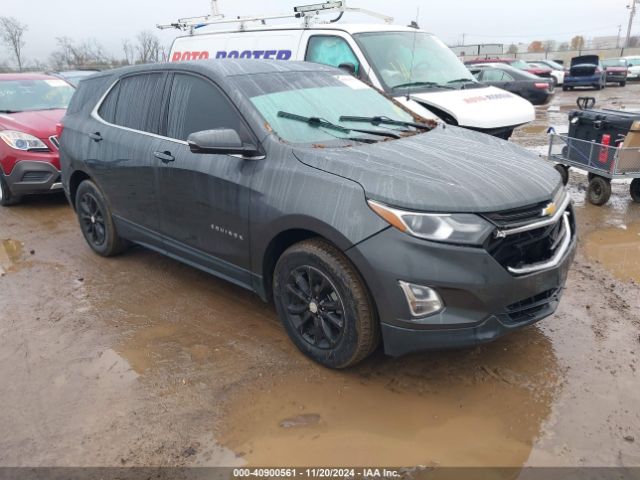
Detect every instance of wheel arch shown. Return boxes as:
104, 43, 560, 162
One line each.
256, 216, 368, 302
68, 170, 93, 210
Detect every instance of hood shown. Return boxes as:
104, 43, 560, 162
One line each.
571, 55, 599, 67
293, 125, 560, 213
0, 109, 65, 138
404, 86, 535, 130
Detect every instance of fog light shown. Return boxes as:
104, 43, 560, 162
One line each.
398, 281, 443, 318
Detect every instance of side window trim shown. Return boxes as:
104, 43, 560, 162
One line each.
162, 70, 259, 146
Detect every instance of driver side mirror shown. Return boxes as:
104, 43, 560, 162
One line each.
338, 63, 358, 77
187, 129, 262, 159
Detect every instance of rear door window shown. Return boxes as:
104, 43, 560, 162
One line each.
305, 36, 360, 75
166, 73, 248, 142
98, 73, 164, 134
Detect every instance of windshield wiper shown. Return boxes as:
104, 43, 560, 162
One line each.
339, 115, 431, 130
392, 81, 455, 90
447, 78, 476, 84
277, 111, 400, 139
0, 109, 20, 114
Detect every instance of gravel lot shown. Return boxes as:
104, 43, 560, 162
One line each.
1, 82, 639, 468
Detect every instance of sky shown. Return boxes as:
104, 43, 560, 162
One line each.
0, 0, 635, 65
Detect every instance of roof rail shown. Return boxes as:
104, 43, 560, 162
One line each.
156, 1, 394, 33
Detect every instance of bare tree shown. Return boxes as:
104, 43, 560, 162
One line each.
0, 17, 27, 71
50, 37, 108, 69
543, 39, 557, 53
558, 42, 570, 52
122, 39, 134, 65
507, 44, 518, 55
570, 35, 585, 51
135, 31, 161, 64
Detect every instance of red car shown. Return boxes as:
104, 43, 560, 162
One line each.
0, 73, 74, 206
465, 58, 554, 83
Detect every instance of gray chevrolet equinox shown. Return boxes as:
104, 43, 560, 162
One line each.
60, 60, 576, 368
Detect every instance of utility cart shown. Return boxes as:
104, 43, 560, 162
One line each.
547, 96, 640, 206
548, 131, 640, 205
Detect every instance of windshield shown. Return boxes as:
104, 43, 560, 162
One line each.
0, 78, 74, 112
603, 58, 627, 67
543, 60, 564, 70
354, 32, 476, 92
510, 59, 530, 69
235, 71, 423, 145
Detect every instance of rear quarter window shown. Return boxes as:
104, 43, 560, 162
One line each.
66, 76, 113, 115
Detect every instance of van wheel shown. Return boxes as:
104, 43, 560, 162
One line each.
554, 164, 569, 185
0, 175, 21, 206
587, 176, 611, 206
620, 81, 627, 87
75, 180, 129, 256
273, 238, 379, 369
562, 85, 569, 92
630, 179, 640, 203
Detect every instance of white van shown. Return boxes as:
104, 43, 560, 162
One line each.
164, 3, 535, 139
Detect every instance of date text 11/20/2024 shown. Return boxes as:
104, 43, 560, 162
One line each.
233, 468, 402, 478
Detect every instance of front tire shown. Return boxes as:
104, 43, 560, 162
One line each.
75, 180, 129, 256
0, 175, 21, 206
273, 238, 379, 369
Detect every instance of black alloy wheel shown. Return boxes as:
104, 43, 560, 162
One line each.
283, 265, 346, 350
79, 192, 106, 247
74, 180, 129, 256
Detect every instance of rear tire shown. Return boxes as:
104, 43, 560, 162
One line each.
630, 178, 640, 203
75, 180, 129, 256
562, 85, 569, 92
587, 176, 612, 206
554, 164, 569, 185
0, 175, 21, 206
620, 81, 627, 87
273, 238, 379, 369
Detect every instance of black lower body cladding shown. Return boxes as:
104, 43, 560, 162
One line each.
346, 225, 576, 357
3, 160, 62, 196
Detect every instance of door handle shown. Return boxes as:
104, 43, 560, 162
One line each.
88, 132, 103, 142
154, 151, 175, 164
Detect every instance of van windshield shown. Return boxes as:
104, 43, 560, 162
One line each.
235, 71, 427, 145
354, 31, 477, 92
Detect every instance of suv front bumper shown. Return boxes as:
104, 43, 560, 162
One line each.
3, 160, 62, 196
346, 225, 576, 357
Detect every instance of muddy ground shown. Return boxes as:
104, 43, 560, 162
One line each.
1, 84, 639, 469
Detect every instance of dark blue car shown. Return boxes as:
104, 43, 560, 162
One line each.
563, 55, 606, 91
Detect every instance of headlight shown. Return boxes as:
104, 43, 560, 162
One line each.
368, 199, 494, 245
0, 130, 49, 151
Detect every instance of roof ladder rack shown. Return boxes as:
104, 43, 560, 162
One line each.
157, 1, 394, 33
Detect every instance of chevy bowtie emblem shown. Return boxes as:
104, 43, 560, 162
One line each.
542, 202, 557, 217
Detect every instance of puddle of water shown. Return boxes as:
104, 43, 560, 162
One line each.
583, 222, 640, 283
0, 239, 24, 275
220, 328, 559, 467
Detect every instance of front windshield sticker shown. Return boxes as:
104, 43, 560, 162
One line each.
335, 75, 368, 90
45, 79, 68, 88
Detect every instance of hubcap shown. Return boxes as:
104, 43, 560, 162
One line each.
283, 266, 346, 350
79, 193, 106, 246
